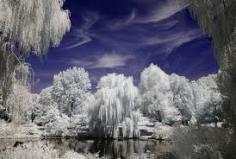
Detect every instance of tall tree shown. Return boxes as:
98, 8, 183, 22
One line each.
0, 0, 71, 110
185, 0, 236, 127
185, 1, 236, 157
89, 73, 140, 138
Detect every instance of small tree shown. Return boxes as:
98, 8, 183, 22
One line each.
6, 84, 35, 123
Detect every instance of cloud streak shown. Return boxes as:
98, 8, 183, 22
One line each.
93, 54, 134, 68
64, 12, 99, 49
70, 53, 134, 69
131, 0, 188, 24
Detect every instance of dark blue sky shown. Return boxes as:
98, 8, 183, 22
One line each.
29, 0, 218, 93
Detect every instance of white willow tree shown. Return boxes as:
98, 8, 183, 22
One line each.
0, 0, 71, 111
0, 0, 71, 55
89, 73, 140, 138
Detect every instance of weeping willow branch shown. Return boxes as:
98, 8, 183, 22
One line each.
182, 0, 236, 127
0, 0, 71, 115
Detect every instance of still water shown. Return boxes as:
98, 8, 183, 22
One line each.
0, 138, 173, 159
50, 139, 172, 158
0, 127, 233, 159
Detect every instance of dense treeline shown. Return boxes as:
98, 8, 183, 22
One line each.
28, 65, 222, 138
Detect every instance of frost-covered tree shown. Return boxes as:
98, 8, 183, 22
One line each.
192, 75, 223, 124
89, 73, 140, 138
33, 67, 92, 136
139, 64, 222, 125
33, 86, 70, 136
51, 67, 91, 116
139, 64, 181, 125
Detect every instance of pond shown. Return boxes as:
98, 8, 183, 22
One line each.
0, 127, 233, 159
0, 138, 174, 159
50, 139, 172, 158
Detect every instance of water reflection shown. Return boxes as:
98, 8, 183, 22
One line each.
50, 139, 172, 159
0, 127, 234, 159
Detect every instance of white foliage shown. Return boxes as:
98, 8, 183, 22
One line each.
6, 83, 35, 123
139, 64, 170, 93
14, 63, 32, 86
191, 75, 222, 123
34, 68, 92, 136
31, 65, 222, 138
140, 64, 181, 124
0, 142, 60, 159
62, 151, 87, 159
90, 73, 140, 138
44, 110, 70, 136
0, 0, 71, 55
169, 74, 194, 122
34, 90, 69, 136
34, 92, 70, 136
139, 64, 222, 125
119, 111, 142, 138
33, 87, 57, 125
68, 114, 89, 136
0, 141, 102, 159
51, 67, 91, 116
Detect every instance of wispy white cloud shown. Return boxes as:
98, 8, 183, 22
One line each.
92, 54, 133, 68
143, 29, 203, 52
70, 59, 94, 67
133, 0, 188, 24
70, 53, 134, 69
64, 0, 188, 50
64, 12, 99, 49
64, 29, 92, 49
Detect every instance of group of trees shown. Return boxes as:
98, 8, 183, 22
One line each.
33, 67, 92, 136
31, 64, 222, 138
140, 64, 222, 125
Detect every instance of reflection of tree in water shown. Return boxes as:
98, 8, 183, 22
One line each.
48, 135, 232, 159
48, 139, 174, 159
171, 127, 230, 159
1, 133, 235, 159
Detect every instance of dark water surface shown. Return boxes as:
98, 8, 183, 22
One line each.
50, 139, 172, 158
0, 127, 234, 159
